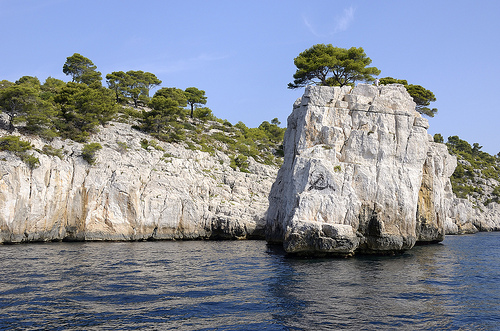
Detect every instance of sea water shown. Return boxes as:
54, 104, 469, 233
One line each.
1, 232, 499, 330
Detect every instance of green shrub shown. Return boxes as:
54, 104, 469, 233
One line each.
81, 142, 102, 165
140, 138, 165, 151
121, 107, 143, 119
20, 153, 40, 169
433, 133, 444, 143
140, 139, 149, 149
182, 122, 197, 131
149, 140, 164, 151
0, 136, 40, 169
193, 107, 214, 122
42, 144, 63, 159
0, 136, 32, 153
230, 154, 250, 173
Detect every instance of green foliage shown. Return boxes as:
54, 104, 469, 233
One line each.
16, 76, 41, 88
334, 165, 342, 172
154, 87, 187, 108
106, 70, 161, 107
447, 135, 473, 155
0, 135, 39, 169
379, 77, 408, 85
184, 87, 207, 118
407, 84, 437, 117
446, 135, 500, 203
193, 107, 214, 122
81, 142, 102, 165
288, 44, 380, 88
192, 118, 285, 167
40, 77, 66, 103
452, 182, 483, 199
0, 78, 59, 136
0, 80, 14, 89
42, 145, 63, 159
2, 63, 285, 171
230, 154, 250, 173
105, 71, 132, 103
140, 139, 164, 151
142, 98, 185, 135
115, 107, 143, 124
122, 107, 143, 119
0, 135, 32, 152
140, 139, 149, 149
0, 83, 39, 129
20, 153, 40, 169
63, 53, 102, 85
127, 71, 161, 99
379, 77, 437, 117
139, 88, 193, 138
258, 120, 286, 143
55, 83, 119, 141
433, 133, 444, 143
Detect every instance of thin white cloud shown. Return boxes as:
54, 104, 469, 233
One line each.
303, 16, 321, 37
333, 6, 356, 34
303, 6, 356, 37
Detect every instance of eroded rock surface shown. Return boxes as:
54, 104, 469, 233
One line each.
266, 84, 457, 256
0, 122, 277, 243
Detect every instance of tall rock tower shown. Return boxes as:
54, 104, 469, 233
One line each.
266, 84, 456, 256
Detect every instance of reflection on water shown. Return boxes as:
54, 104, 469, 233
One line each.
0, 233, 499, 330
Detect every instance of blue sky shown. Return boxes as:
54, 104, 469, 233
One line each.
1, 0, 499, 154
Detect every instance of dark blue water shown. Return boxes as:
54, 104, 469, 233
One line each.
1, 232, 499, 330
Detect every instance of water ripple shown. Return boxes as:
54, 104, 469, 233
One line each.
1, 234, 499, 330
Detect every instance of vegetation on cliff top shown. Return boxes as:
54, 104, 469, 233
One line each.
287, 45, 438, 118
379, 77, 438, 118
288, 44, 381, 88
2, 51, 496, 186
0, 53, 286, 170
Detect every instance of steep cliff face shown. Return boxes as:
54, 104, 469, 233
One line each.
0, 122, 277, 243
416, 142, 457, 242
266, 84, 457, 256
445, 196, 500, 234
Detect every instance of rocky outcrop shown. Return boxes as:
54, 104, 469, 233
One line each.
266, 84, 457, 256
0, 122, 277, 243
445, 197, 500, 234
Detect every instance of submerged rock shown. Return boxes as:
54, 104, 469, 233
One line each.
266, 84, 456, 256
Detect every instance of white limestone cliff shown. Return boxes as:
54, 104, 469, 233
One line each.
445, 197, 500, 234
266, 84, 457, 256
1, 86, 497, 248
0, 122, 277, 243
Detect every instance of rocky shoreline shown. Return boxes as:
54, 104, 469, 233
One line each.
1, 85, 499, 253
